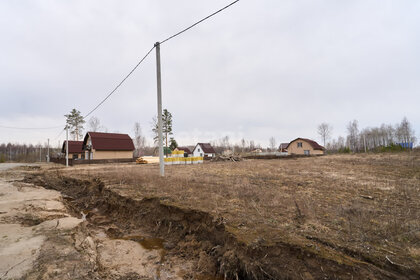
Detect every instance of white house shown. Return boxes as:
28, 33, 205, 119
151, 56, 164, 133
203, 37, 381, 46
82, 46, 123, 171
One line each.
192, 143, 216, 158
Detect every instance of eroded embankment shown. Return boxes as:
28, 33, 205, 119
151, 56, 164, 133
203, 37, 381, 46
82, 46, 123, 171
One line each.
24, 173, 410, 280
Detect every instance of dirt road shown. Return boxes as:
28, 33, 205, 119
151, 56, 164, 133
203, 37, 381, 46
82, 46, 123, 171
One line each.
0, 165, 185, 279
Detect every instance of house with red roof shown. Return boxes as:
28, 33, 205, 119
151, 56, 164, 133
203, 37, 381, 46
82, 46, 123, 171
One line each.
192, 143, 216, 158
61, 141, 84, 159
286, 138, 325, 155
82, 132, 135, 160
175, 146, 193, 157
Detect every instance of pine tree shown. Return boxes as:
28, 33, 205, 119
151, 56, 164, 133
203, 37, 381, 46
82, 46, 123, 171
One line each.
65, 109, 85, 141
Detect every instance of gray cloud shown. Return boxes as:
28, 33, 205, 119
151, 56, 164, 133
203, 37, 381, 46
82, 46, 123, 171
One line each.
1, 0, 419, 146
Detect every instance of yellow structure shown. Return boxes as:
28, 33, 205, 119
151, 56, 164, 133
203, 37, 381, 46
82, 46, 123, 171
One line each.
164, 149, 203, 165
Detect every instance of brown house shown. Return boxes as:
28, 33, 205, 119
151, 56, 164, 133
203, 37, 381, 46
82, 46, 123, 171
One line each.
62, 141, 84, 159
82, 132, 135, 160
279, 143, 289, 153
286, 138, 325, 155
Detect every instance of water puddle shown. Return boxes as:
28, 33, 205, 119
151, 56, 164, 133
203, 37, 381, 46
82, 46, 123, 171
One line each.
122, 235, 165, 250
120, 235, 167, 278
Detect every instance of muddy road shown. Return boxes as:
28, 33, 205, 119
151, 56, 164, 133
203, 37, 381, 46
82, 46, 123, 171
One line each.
0, 166, 191, 279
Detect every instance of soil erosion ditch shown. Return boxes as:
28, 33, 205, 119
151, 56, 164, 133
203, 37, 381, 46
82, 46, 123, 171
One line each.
25, 172, 414, 280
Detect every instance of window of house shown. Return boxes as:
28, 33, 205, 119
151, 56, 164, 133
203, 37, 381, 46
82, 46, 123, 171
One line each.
200, 153, 203, 157
198, 148, 201, 152
297, 142, 303, 148
304, 150, 310, 155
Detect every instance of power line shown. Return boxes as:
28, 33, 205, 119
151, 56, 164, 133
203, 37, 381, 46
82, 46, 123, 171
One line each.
53, 128, 65, 141
83, 45, 156, 119
1, 1, 240, 132
160, 0, 240, 44
0, 124, 63, 130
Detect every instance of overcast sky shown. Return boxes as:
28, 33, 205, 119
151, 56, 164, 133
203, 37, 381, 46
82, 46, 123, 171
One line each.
1, 0, 419, 147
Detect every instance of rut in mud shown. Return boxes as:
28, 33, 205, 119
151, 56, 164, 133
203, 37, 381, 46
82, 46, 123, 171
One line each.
25, 172, 416, 280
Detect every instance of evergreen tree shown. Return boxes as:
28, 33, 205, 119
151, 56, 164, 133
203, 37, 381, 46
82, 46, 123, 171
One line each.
65, 109, 85, 141
152, 109, 173, 148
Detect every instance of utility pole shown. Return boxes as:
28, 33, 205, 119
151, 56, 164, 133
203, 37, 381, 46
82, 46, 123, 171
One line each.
66, 126, 69, 167
155, 42, 164, 177
39, 145, 42, 162
47, 138, 50, 162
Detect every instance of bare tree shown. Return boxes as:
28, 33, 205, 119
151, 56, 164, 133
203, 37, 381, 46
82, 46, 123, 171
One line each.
240, 138, 247, 153
249, 140, 255, 151
269, 137, 277, 152
134, 122, 146, 157
87, 116, 103, 132
346, 120, 359, 151
396, 117, 416, 144
220, 136, 230, 151
317, 123, 332, 147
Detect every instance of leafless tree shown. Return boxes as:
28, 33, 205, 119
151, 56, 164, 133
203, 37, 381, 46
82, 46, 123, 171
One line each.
133, 122, 146, 157
249, 140, 255, 151
240, 138, 247, 152
269, 137, 277, 152
220, 136, 230, 151
317, 123, 332, 147
396, 117, 416, 144
87, 116, 103, 132
346, 120, 359, 151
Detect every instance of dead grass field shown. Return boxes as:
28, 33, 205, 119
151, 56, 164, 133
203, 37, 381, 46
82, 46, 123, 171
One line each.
42, 152, 420, 278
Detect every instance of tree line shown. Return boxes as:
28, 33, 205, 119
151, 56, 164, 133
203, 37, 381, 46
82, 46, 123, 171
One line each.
320, 117, 417, 153
1, 110, 416, 162
0, 143, 60, 163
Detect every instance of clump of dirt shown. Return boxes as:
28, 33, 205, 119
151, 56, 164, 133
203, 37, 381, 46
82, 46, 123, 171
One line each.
24, 172, 417, 279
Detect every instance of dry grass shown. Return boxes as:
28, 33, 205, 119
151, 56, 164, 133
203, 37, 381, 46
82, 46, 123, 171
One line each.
57, 152, 420, 269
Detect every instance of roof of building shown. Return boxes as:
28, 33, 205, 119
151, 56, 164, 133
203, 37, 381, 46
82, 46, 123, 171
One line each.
286, 138, 325, 150
62, 141, 84, 154
279, 143, 289, 149
83, 132, 135, 151
176, 146, 192, 154
194, 143, 216, 154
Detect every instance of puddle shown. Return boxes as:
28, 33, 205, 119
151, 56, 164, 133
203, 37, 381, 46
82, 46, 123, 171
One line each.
123, 235, 165, 250
121, 235, 167, 278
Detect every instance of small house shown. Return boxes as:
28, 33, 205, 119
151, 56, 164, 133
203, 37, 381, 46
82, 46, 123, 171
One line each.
192, 143, 216, 158
82, 132, 135, 160
286, 138, 325, 155
62, 141, 84, 159
175, 147, 192, 157
279, 143, 289, 153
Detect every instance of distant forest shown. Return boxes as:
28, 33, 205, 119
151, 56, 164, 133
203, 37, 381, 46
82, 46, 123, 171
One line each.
0, 118, 417, 163
0, 143, 60, 163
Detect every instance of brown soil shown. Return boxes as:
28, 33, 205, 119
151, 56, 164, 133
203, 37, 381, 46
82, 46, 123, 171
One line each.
23, 152, 420, 279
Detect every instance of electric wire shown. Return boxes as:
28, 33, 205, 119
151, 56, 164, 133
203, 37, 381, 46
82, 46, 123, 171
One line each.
83, 45, 156, 119
0, 124, 63, 130
1, 0, 240, 132
160, 0, 240, 44
53, 128, 65, 141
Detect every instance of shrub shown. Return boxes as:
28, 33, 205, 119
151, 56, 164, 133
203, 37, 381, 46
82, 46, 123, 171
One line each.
378, 143, 405, 153
338, 147, 351, 153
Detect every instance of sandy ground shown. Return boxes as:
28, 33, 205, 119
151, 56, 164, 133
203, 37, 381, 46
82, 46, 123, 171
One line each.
0, 163, 82, 279
0, 164, 185, 279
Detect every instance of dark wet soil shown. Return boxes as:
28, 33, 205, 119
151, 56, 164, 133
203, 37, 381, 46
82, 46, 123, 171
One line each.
24, 172, 418, 280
